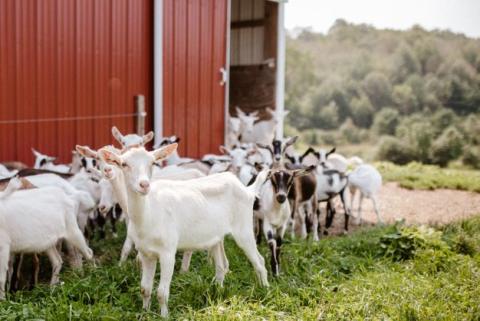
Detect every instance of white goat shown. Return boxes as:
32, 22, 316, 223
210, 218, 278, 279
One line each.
0, 186, 93, 299
32, 149, 70, 173
238, 107, 289, 145
23, 173, 96, 233
348, 164, 383, 225
99, 144, 269, 317
76, 145, 208, 270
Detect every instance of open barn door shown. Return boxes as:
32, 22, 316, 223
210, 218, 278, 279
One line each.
162, 0, 229, 158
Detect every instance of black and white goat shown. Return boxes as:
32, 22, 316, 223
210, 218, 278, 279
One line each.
257, 137, 319, 240
256, 165, 315, 275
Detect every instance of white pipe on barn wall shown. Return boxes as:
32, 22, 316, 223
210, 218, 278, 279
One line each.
275, 0, 286, 139
153, 0, 163, 144
224, 0, 232, 145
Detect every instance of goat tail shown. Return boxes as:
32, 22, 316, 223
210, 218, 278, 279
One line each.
247, 169, 269, 197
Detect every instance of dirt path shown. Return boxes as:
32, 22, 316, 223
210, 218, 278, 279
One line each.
325, 182, 480, 235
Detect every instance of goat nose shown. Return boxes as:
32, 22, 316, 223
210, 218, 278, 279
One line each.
99, 205, 106, 212
139, 180, 150, 189
276, 194, 286, 203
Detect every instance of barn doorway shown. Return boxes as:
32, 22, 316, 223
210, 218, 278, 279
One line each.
228, 0, 279, 122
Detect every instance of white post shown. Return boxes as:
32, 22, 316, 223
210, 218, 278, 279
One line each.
153, 0, 163, 145
135, 95, 146, 135
275, 1, 286, 139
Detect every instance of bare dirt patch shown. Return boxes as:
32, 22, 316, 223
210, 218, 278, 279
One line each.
324, 182, 480, 235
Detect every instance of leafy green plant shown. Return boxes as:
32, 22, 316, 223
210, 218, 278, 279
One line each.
380, 224, 450, 261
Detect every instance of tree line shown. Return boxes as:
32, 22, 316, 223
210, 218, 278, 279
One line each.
285, 19, 480, 168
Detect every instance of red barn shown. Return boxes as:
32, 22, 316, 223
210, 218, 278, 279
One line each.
0, 0, 286, 165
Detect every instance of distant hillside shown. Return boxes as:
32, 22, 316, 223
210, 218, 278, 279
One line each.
285, 19, 480, 167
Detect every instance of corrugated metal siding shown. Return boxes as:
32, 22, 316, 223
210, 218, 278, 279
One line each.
231, 0, 265, 66
163, 0, 228, 158
0, 0, 153, 165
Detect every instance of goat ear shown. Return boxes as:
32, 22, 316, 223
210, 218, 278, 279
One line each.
283, 110, 290, 117
327, 147, 336, 156
142, 131, 154, 145
173, 136, 181, 143
151, 143, 178, 161
254, 162, 264, 172
76, 145, 98, 159
250, 110, 260, 118
31, 148, 41, 157
235, 106, 245, 117
282, 136, 298, 153
219, 145, 231, 155
293, 165, 316, 177
99, 148, 122, 167
266, 107, 275, 116
47, 156, 57, 162
111, 126, 124, 144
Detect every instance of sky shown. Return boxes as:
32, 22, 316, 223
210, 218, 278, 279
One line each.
285, 0, 480, 38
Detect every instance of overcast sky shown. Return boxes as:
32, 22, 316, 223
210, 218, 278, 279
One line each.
285, 0, 480, 38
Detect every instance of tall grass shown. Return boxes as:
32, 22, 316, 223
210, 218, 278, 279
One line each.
1, 217, 480, 320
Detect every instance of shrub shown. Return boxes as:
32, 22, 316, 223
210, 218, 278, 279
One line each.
432, 109, 457, 136
462, 148, 480, 169
376, 136, 415, 164
339, 118, 369, 144
350, 95, 374, 128
380, 225, 450, 261
431, 126, 464, 166
372, 108, 400, 136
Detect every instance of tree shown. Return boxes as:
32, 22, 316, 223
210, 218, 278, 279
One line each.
392, 84, 417, 114
350, 95, 374, 128
373, 108, 400, 135
362, 72, 392, 110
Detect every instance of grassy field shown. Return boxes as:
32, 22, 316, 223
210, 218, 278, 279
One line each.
1, 215, 480, 320
377, 162, 480, 192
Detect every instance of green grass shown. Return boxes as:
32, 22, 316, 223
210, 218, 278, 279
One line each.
2, 217, 480, 320
377, 161, 480, 192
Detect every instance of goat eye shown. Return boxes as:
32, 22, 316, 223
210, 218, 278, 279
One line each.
121, 163, 129, 168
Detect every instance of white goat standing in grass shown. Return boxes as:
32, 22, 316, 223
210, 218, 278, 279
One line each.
0, 183, 93, 299
76, 144, 216, 270
99, 144, 269, 317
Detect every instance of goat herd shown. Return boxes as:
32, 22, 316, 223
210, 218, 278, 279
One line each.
0, 109, 383, 317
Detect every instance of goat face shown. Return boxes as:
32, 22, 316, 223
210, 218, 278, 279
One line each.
157, 135, 180, 148
111, 126, 154, 150
98, 179, 115, 216
317, 147, 336, 168
270, 170, 295, 204
32, 148, 56, 169
236, 107, 259, 136
80, 156, 97, 173
100, 144, 177, 196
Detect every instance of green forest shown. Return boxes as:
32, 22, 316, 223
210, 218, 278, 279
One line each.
285, 19, 480, 168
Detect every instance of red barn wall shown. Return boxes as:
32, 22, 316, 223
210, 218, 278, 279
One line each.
0, 0, 153, 166
162, 0, 228, 158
